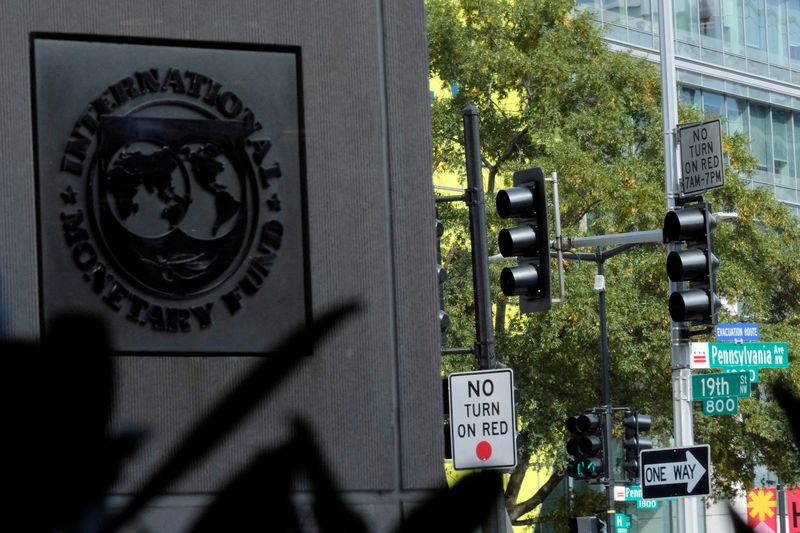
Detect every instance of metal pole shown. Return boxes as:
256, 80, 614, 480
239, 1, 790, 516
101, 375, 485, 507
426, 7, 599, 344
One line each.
598, 251, 611, 408
658, 0, 697, 531
550, 172, 566, 303
597, 251, 616, 533
462, 105, 506, 533
462, 105, 497, 372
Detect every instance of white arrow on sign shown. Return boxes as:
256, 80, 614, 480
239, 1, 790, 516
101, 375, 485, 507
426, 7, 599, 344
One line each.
643, 450, 707, 493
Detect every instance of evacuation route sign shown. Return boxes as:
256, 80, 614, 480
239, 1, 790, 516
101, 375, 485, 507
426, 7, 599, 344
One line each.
678, 119, 724, 197
690, 342, 789, 369
448, 368, 517, 470
640, 445, 710, 500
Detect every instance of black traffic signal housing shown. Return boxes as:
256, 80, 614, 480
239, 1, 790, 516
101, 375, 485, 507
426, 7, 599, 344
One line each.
565, 413, 604, 480
570, 516, 605, 533
622, 411, 652, 481
435, 214, 450, 345
663, 200, 720, 327
495, 167, 551, 313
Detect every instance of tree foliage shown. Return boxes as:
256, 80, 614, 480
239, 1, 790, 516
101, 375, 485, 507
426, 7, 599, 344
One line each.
428, 0, 800, 526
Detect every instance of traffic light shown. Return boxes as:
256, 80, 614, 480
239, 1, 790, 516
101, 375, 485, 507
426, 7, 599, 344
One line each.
570, 516, 604, 533
622, 410, 652, 481
663, 201, 720, 326
435, 214, 450, 344
565, 413, 604, 480
495, 167, 551, 313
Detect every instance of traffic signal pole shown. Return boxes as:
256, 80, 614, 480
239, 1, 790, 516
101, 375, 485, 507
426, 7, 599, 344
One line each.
658, 0, 698, 531
462, 105, 497, 372
462, 105, 509, 533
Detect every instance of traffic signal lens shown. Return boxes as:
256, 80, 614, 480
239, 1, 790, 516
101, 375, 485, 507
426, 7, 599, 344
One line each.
495, 186, 534, 219
500, 265, 540, 296
669, 289, 719, 323
623, 413, 652, 432
498, 225, 537, 257
567, 438, 581, 456
667, 249, 706, 281
663, 208, 710, 242
578, 435, 602, 456
576, 414, 601, 433
566, 416, 579, 433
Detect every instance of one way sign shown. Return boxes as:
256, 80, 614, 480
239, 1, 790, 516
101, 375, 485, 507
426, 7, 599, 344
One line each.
641, 445, 710, 500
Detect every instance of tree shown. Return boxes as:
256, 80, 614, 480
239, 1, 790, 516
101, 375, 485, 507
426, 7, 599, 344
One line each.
428, 0, 800, 528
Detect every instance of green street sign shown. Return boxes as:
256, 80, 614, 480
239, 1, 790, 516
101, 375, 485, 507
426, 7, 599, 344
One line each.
692, 372, 750, 400
724, 367, 759, 383
637, 498, 659, 509
702, 396, 738, 416
690, 342, 789, 369
615, 513, 632, 528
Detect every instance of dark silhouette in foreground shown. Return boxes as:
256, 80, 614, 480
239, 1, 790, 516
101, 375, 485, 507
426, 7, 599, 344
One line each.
5, 305, 497, 532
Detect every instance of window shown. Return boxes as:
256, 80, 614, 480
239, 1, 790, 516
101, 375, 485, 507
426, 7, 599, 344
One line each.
767, 0, 789, 66
726, 96, 748, 134
749, 104, 772, 171
676, 0, 700, 42
772, 109, 793, 182
721, 0, 746, 56
795, 112, 800, 178
680, 86, 701, 108
745, 0, 767, 61
700, 0, 723, 49
703, 91, 725, 117
603, 0, 625, 23
789, 0, 800, 63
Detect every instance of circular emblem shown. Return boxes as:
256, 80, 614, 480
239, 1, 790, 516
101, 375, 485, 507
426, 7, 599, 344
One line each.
58, 68, 285, 332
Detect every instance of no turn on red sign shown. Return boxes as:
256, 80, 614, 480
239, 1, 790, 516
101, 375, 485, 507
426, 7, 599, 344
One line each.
448, 368, 517, 470
678, 119, 725, 197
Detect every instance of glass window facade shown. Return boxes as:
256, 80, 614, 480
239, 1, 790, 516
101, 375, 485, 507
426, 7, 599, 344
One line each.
579, 0, 800, 218
584, 0, 800, 81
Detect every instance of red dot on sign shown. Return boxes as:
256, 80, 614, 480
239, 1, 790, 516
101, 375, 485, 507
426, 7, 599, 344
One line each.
476, 440, 492, 461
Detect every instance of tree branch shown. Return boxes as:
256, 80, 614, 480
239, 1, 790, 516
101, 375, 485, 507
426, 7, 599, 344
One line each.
487, 127, 529, 194
504, 453, 529, 506
506, 469, 566, 522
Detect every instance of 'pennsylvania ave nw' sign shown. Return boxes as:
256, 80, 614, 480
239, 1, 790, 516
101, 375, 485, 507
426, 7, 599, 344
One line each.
690, 342, 789, 370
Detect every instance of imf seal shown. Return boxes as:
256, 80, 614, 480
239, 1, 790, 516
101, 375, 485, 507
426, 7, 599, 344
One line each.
58, 68, 285, 333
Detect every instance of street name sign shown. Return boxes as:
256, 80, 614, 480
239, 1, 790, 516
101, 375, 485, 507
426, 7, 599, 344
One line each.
724, 367, 759, 383
678, 119, 725, 197
641, 445, 710, 499
448, 368, 517, 470
615, 513, 631, 530
690, 342, 789, 369
614, 485, 660, 508
702, 396, 739, 416
715, 322, 760, 342
691, 372, 750, 400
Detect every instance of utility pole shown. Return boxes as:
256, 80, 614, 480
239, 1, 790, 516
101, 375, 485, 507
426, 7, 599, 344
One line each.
658, 1, 698, 531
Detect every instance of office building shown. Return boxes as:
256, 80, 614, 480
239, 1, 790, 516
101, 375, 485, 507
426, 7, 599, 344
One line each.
578, 0, 800, 217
